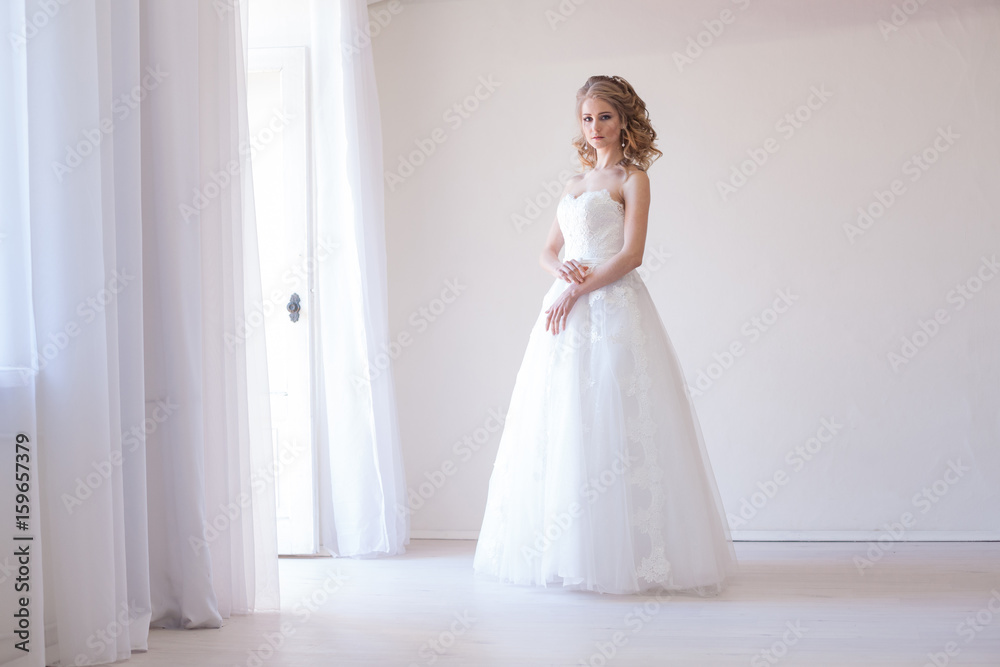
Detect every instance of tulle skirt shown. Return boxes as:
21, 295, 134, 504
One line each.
472, 268, 738, 595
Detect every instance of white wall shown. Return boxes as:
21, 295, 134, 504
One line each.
371, 0, 1000, 540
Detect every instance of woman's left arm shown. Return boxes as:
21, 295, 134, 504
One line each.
544, 171, 651, 334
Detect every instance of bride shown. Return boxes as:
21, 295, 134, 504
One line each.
472, 74, 738, 595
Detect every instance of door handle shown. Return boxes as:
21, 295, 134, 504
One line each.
287, 293, 301, 322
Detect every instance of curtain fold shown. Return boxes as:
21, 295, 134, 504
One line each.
0, 2, 44, 666
106, 0, 154, 654
312, 0, 410, 557
0, 0, 278, 664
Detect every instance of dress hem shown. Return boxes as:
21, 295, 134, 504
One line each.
471, 565, 733, 597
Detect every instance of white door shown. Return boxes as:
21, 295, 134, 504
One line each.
247, 47, 317, 555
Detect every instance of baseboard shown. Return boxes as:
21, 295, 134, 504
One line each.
410, 529, 1000, 542
412, 530, 481, 540
729, 530, 1000, 541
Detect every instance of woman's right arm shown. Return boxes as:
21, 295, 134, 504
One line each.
539, 184, 588, 284
539, 216, 565, 279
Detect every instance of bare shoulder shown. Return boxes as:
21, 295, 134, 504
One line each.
620, 166, 650, 203
566, 173, 586, 191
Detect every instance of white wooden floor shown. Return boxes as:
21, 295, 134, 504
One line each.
124, 539, 1000, 666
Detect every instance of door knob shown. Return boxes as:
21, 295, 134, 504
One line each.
287, 293, 301, 322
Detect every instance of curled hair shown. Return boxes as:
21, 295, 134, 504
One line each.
572, 75, 662, 173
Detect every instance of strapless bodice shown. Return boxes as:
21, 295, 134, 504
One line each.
557, 188, 625, 265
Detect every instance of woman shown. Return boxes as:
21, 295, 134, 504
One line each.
473, 75, 738, 595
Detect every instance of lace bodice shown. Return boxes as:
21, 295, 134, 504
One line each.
557, 188, 625, 263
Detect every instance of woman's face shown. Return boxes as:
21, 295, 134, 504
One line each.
580, 97, 622, 150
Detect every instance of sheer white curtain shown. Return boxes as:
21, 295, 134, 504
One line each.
0, 0, 278, 665
311, 0, 410, 557
0, 2, 44, 663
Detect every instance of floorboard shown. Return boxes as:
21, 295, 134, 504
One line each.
121, 540, 1000, 666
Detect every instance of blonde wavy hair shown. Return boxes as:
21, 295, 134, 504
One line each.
571, 75, 662, 173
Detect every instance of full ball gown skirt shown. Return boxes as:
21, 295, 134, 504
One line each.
472, 188, 738, 595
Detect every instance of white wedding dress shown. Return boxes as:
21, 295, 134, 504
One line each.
472, 187, 738, 595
